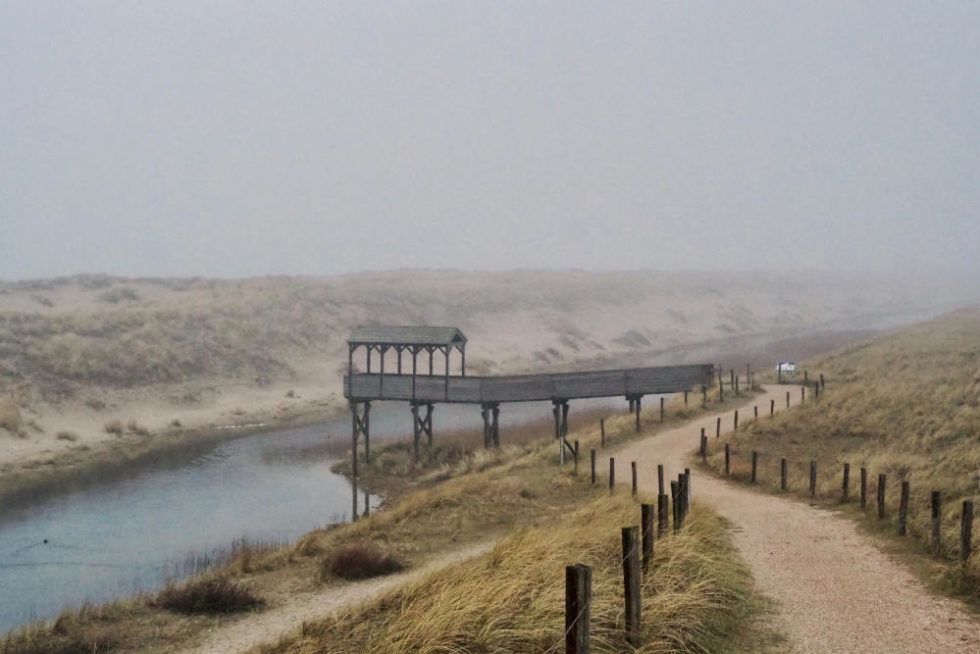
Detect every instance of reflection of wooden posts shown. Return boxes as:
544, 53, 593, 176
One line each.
684, 391, 688, 405
931, 492, 942, 556
754, 405, 758, 419
565, 564, 591, 654
350, 401, 371, 475
621, 527, 641, 646
411, 402, 434, 462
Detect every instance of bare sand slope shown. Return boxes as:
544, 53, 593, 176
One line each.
613, 387, 980, 653
188, 541, 494, 654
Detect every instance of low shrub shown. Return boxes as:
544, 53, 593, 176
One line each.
126, 419, 150, 436
320, 543, 404, 581
56, 431, 79, 442
103, 420, 124, 436
149, 577, 264, 615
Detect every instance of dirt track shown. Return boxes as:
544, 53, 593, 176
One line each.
614, 387, 980, 653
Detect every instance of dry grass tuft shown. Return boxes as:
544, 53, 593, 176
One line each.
149, 577, 264, 615
320, 542, 404, 581
103, 420, 124, 436
0, 397, 23, 436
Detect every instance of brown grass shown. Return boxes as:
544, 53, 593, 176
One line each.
149, 577, 264, 615
704, 307, 980, 599
0, 397, 23, 436
320, 543, 404, 580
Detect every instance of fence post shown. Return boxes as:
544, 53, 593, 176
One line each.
841, 463, 850, 502
734, 410, 739, 431
609, 458, 615, 494
702, 384, 707, 406
684, 390, 688, 405
574, 440, 580, 476
754, 405, 758, 419
877, 474, 887, 519
770, 399, 775, 416
565, 564, 591, 654
820, 373, 825, 389
898, 481, 910, 536
657, 492, 669, 538
670, 481, 680, 533
590, 449, 596, 485
809, 461, 817, 498
786, 391, 790, 408
641, 504, 654, 573
780, 458, 788, 491
716, 416, 721, 438
724, 443, 731, 476
657, 463, 665, 495
801, 386, 806, 403
660, 396, 665, 423
751, 451, 758, 484
685, 468, 692, 507
631, 461, 638, 497
621, 526, 641, 646
700, 433, 708, 463
962, 500, 974, 565
931, 491, 942, 556
860, 467, 868, 509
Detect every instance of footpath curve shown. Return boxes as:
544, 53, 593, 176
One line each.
613, 386, 980, 654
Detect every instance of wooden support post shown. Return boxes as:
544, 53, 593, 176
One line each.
660, 396, 665, 423
724, 443, 731, 476
716, 416, 721, 438
657, 493, 669, 538
780, 458, 788, 491
751, 451, 758, 484
657, 464, 665, 495
898, 480, 910, 536
351, 476, 358, 522
860, 467, 868, 509
364, 490, 370, 517
641, 504, 654, 573
590, 449, 597, 485
600, 419, 606, 447
770, 399, 775, 417
411, 403, 420, 462
931, 491, 942, 556
609, 458, 615, 494
565, 564, 591, 654
621, 526, 641, 646
877, 474, 887, 519
631, 461, 637, 497
574, 440, 580, 476
809, 461, 817, 498
700, 432, 708, 463
670, 481, 680, 533
635, 396, 642, 432
734, 409, 739, 431
962, 500, 974, 564
842, 463, 850, 502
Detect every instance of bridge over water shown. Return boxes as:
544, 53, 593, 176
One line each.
341, 326, 713, 473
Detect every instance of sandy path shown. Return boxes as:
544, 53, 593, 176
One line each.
189, 541, 495, 654
613, 387, 980, 653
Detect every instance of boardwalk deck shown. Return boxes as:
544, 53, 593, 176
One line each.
344, 364, 712, 403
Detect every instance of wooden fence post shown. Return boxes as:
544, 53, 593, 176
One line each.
751, 451, 758, 484
809, 461, 817, 498
898, 481, 910, 536
860, 467, 868, 509
931, 491, 942, 556
842, 463, 850, 502
621, 527, 641, 646
657, 492, 669, 538
590, 449, 596, 485
657, 464, 665, 495
962, 500, 974, 564
734, 409, 739, 431
641, 504, 654, 573
685, 468, 692, 507
754, 405, 758, 419
701, 385, 707, 407
700, 432, 708, 463
877, 474, 887, 519
684, 390, 688, 405
609, 458, 615, 494
801, 386, 806, 403
670, 481, 680, 533
780, 458, 788, 491
600, 419, 605, 447
820, 373, 825, 389
786, 391, 790, 408
770, 399, 775, 416
566, 564, 591, 654
574, 440, 580, 476
660, 396, 665, 423
631, 461, 638, 497
814, 383, 820, 401
716, 416, 721, 438
724, 443, 731, 476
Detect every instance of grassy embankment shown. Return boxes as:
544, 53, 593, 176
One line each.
703, 307, 980, 600
3, 387, 776, 653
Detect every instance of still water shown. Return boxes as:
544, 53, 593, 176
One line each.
0, 397, 621, 634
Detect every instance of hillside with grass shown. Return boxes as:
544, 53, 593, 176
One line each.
704, 306, 980, 597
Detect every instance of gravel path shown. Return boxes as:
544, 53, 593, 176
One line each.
613, 386, 980, 653
188, 542, 495, 654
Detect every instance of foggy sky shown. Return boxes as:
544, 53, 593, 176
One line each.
1, 2, 978, 280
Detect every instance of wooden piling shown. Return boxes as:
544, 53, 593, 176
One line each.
621, 527, 641, 646
641, 504, 654, 573
962, 500, 974, 564
780, 458, 788, 491
898, 480, 910, 536
565, 564, 591, 654
931, 491, 942, 556
842, 463, 850, 502
809, 461, 817, 498
751, 451, 758, 484
877, 473, 886, 519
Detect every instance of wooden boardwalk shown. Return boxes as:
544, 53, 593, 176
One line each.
344, 364, 712, 403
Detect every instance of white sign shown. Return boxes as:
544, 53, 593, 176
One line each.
777, 362, 797, 372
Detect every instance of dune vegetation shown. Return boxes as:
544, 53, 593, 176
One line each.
703, 306, 980, 598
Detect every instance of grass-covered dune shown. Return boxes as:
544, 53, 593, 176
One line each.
705, 306, 980, 596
